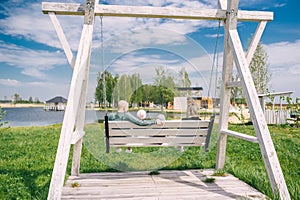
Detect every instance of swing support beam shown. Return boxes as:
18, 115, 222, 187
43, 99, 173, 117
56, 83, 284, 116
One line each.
42, 2, 273, 21
44, 0, 290, 199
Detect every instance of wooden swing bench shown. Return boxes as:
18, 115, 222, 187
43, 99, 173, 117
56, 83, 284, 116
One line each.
104, 115, 215, 153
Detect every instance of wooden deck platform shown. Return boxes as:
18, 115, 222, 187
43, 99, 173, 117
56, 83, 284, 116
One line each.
61, 169, 266, 199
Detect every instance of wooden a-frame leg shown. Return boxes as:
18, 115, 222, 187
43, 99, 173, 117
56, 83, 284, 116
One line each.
216, 0, 239, 169
229, 29, 290, 200
48, 9, 89, 178
48, 12, 75, 69
71, 52, 91, 176
47, 1, 95, 199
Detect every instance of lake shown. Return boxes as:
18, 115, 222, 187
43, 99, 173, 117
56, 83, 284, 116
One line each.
1, 107, 176, 127
2, 107, 105, 127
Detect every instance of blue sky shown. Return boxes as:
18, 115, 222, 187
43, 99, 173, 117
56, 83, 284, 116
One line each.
0, 0, 299, 102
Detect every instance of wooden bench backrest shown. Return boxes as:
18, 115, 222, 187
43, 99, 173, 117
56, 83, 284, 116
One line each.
105, 116, 215, 152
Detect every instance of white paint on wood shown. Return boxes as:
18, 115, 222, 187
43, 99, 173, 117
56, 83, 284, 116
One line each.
216, 0, 239, 170
109, 129, 208, 137
220, 129, 258, 143
218, 0, 227, 10
265, 110, 290, 125
42, 2, 273, 22
246, 21, 267, 65
47, 1, 95, 199
226, 80, 242, 88
71, 138, 82, 176
109, 120, 210, 129
110, 137, 207, 146
61, 170, 267, 199
258, 91, 294, 97
48, 12, 75, 68
107, 120, 212, 149
71, 130, 85, 144
229, 29, 290, 199
71, 39, 92, 176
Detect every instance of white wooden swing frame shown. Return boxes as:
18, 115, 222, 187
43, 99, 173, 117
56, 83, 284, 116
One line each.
42, 0, 290, 199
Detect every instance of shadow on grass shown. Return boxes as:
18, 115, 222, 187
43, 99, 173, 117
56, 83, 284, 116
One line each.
0, 168, 52, 199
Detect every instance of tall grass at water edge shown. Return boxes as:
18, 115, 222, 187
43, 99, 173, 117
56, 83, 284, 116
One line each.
0, 123, 299, 199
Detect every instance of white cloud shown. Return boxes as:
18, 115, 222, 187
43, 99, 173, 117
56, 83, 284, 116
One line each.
264, 40, 300, 97
0, 41, 67, 79
0, 78, 56, 88
103, 0, 213, 9
0, 2, 83, 50
0, 1, 218, 51
205, 33, 224, 38
102, 47, 214, 90
0, 78, 70, 101
274, 3, 287, 8
264, 40, 300, 71
288, 64, 300, 75
0, 79, 20, 86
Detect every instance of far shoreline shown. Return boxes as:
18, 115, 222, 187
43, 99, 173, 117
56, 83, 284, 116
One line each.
0, 103, 44, 108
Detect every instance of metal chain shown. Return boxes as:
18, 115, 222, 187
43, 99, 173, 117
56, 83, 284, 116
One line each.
208, 19, 221, 115
100, 15, 107, 113
208, 19, 221, 99
214, 20, 221, 99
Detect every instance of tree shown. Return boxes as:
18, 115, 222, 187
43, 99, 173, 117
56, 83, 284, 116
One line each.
177, 67, 191, 96
29, 96, 33, 103
95, 70, 117, 107
128, 73, 143, 106
249, 42, 271, 94
12, 93, 21, 103
154, 66, 176, 110
231, 42, 271, 104
230, 74, 243, 105
116, 74, 133, 103
130, 84, 154, 107
0, 107, 7, 128
34, 97, 40, 104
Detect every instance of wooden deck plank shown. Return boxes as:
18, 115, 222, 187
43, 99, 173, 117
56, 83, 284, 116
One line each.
61, 170, 266, 199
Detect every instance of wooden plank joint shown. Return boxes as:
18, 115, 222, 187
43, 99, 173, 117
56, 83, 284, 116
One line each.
71, 130, 85, 144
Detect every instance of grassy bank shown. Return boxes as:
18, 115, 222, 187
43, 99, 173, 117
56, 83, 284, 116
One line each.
0, 123, 299, 199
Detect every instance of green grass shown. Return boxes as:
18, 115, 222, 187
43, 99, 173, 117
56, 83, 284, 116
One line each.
0, 123, 299, 199
212, 169, 227, 177
204, 177, 216, 183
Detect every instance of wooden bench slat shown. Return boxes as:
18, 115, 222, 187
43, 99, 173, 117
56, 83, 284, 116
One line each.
109, 129, 208, 137
109, 137, 207, 146
109, 120, 210, 129
104, 117, 215, 152
109, 143, 206, 147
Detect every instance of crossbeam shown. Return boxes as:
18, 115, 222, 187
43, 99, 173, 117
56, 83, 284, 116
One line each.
220, 129, 258, 143
42, 2, 273, 22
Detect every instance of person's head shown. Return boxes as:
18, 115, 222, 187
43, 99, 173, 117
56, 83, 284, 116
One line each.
118, 100, 129, 112
137, 109, 146, 119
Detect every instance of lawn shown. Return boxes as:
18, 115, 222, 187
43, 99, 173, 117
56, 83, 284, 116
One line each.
0, 123, 299, 199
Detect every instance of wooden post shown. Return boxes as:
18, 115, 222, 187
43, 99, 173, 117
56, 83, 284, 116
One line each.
48, 12, 75, 69
229, 28, 290, 200
216, 0, 239, 169
259, 96, 266, 113
47, 0, 95, 199
71, 50, 92, 176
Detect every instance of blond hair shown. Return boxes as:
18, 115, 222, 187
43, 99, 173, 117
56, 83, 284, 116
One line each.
118, 100, 129, 112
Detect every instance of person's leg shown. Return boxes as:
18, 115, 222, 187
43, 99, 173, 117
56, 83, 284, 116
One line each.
125, 147, 132, 153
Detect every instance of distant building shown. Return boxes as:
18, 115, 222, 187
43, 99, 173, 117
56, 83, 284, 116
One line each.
44, 96, 67, 111
174, 87, 214, 111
